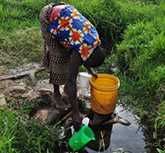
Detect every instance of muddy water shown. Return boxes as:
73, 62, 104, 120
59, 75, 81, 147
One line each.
110, 105, 146, 153
85, 105, 146, 153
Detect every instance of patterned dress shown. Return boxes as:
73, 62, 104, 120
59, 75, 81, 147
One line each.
39, 4, 101, 85
48, 5, 101, 61
39, 3, 70, 85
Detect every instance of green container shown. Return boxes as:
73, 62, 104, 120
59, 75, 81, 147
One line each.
69, 125, 95, 151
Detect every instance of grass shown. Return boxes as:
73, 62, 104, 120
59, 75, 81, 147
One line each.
0, 98, 61, 153
1, 0, 164, 68
0, 28, 42, 68
114, 2, 165, 150
0, 0, 164, 68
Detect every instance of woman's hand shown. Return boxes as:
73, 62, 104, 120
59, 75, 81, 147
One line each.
85, 66, 98, 78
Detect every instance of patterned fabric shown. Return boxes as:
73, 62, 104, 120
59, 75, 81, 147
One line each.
39, 3, 70, 85
50, 5, 66, 22
48, 5, 101, 61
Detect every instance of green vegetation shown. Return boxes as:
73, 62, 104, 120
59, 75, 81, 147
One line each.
157, 148, 165, 153
155, 102, 165, 129
0, 0, 55, 68
0, 0, 45, 31
114, 1, 165, 150
0, 106, 60, 153
0, 0, 164, 152
0, 28, 42, 68
116, 19, 165, 106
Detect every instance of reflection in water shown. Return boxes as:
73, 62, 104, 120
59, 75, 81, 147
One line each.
85, 105, 146, 153
86, 125, 113, 153
110, 105, 146, 153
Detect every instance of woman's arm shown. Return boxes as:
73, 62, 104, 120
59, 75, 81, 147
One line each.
85, 66, 97, 78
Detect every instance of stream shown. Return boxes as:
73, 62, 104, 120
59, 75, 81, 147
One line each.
85, 104, 147, 153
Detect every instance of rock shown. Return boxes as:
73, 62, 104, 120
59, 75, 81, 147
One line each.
8, 85, 26, 97
0, 66, 8, 75
34, 108, 49, 122
22, 89, 39, 100
0, 80, 15, 94
112, 148, 128, 153
35, 79, 53, 91
0, 94, 7, 106
38, 88, 53, 96
9, 86, 26, 93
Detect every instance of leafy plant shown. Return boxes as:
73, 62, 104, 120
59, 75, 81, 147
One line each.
0, 108, 61, 153
114, 1, 165, 150
155, 102, 165, 129
0, 108, 18, 153
157, 148, 165, 153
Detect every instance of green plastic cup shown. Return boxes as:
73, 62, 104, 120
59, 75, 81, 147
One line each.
69, 125, 95, 151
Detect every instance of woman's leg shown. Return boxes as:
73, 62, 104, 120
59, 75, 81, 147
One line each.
64, 51, 82, 130
48, 84, 69, 124
53, 84, 61, 98
52, 84, 61, 107
52, 84, 70, 111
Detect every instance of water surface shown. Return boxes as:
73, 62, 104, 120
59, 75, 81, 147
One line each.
86, 105, 146, 153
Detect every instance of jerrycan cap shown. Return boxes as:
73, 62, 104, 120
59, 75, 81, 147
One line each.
82, 117, 90, 126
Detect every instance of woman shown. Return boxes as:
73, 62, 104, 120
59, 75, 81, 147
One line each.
39, 2, 105, 129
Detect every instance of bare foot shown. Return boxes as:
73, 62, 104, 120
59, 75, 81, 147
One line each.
50, 95, 70, 111
47, 108, 60, 124
72, 113, 82, 131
